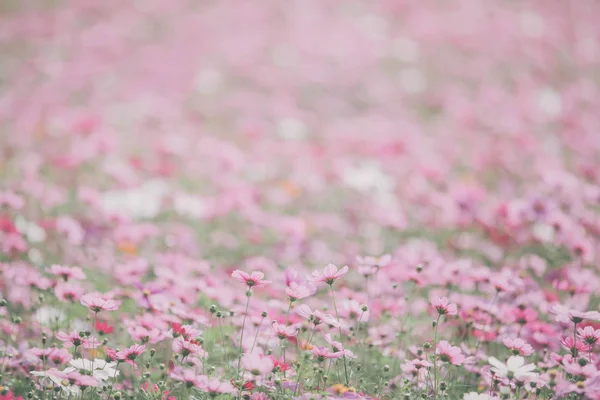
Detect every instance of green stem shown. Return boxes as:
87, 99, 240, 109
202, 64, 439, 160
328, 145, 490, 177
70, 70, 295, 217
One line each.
433, 314, 441, 400
249, 316, 265, 354
330, 285, 349, 386
294, 325, 316, 395
236, 291, 252, 379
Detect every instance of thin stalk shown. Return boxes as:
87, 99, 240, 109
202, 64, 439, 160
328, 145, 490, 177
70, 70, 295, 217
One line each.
433, 314, 441, 400
236, 291, 252, 379
329, 285, 349, 386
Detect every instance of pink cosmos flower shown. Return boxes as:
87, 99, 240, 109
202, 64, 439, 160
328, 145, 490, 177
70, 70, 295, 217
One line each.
295, 304, 340, 327
56, 331, 83, 348
116, 344, 146, 368
66, 371, 98, 387
503, 338, 534, 356
356, 254, 392, 276
577, 326, 600, 346
436, 340, 465, 365
172, 337, 207, 359
46, 348, 72, 365
285, 282, 314, 302
311, 346, 344, 361
197, 376, 237, 395
271, 322, 297, 340
323, 333, 356, 358
54, 283, 84, 303
550, 305, 600, 324
171, 368, 203, 388
241, 352, 275, 376
560, 335, 590, 356
231, 270, 271, 288
47, 265, 86, 281
128, 325, 166, 345
80, 292, 121, 313
431, 297, 458, 316
311, 264, 349, 285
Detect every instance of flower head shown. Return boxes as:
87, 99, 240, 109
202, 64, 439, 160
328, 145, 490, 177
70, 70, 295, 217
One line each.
231, 270, 271, 288
431, 297, 458, 316
503, 338, 534, 356
436, 340, 465, 365
80, 292, 120, 313
311, 264, 349, 285
488, 356, 537, 381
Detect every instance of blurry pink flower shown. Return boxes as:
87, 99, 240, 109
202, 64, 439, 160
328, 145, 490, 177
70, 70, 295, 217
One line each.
436, 340, 465, 365
431, 297, 458, 316
171, 368, 203, 388
116, 344, 146, 368
560, 335, 590, 356
80, 292, 120, 313
272, 322, 297, 340
56, 331, 83, 348
310, 264, 349, 285
503, 338, 534, 356
241, 352, 274, 376
66, 371, 98, 387
323, 333, 356, 358
128, 325, 166, 345
47, 265, 86, 281
285, 282, 314, 302
311, 346, 343, 361
231, 270, 271, 288
550, 305, 600, 324
172, 337, 207, 359
198, 376, 237, 394
54, 283, 84, 303
295, 304, 340, 327
578, 326, 600, 346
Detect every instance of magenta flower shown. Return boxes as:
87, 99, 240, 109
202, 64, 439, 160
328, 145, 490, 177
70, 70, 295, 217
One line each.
172, 337, 207, 359
241, 352, 275, 376
47, 265, 86, 281
503, 338, 534, 356
231, 270, 271, 288
285, 282, 314, 302
171, 368, 203, 388
56, 330, 83, 348
271, 322, 297, 340
116, 344, 146, 368
197, 376, 237, 395
560, 335, 590, 356
550, 305, 600, 324
80, 292, 121, 313
436, 340, 465, 365
431, 297, 458, 316
310, 264, 349, 285
295, 304, 340, 327
311, 346, 344, 362
578, 326, 600, 346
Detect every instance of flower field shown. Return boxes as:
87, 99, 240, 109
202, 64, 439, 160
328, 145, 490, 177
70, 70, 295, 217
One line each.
1, 1, 600, 399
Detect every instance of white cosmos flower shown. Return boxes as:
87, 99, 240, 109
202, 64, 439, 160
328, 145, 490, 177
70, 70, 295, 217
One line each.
488, 356, 537, 381
69, 358, 119, 380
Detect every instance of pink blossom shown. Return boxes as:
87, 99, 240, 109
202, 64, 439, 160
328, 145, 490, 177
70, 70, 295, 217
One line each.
436, 340, 465, 365
310, 264, 349, 285
79, 292, 121, 313
431, 297, 458, 316
231, 270, 271, 288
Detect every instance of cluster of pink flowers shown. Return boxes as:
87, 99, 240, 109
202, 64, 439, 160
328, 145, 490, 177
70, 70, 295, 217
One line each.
0, 0, 600, 399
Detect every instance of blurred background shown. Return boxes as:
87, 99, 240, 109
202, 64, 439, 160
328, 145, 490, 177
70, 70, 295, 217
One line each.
1, 0, 600, 262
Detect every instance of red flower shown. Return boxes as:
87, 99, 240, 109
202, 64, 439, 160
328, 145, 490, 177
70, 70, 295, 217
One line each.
96, 321, 114, 335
